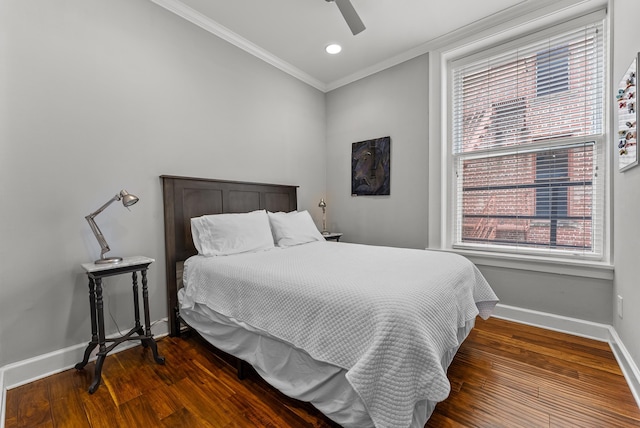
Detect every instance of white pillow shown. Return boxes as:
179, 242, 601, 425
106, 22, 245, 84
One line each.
191, 210, 275, 256
268, 210, 325, 247
266, 210, 296, 241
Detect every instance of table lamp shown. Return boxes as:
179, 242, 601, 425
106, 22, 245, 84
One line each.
85, 189, 139, 264
318, 198, 329, 235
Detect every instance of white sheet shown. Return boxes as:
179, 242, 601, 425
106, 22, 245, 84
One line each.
182, 242, 498, 428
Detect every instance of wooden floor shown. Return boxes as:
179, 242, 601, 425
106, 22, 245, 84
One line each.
5, 317, 640, 427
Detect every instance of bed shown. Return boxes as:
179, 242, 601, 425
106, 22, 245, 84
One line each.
161, 175, 498, 428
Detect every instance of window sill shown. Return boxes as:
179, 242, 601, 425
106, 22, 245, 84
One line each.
435, 248, 614, 280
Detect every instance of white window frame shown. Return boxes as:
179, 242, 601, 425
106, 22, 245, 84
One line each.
437, 9, 612, 275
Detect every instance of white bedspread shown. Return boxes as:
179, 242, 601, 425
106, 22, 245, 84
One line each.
182, 242, 498, 428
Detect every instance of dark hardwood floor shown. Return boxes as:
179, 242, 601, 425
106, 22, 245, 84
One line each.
5, 317, 640, 427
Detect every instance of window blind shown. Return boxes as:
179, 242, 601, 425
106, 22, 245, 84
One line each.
451, 17, 605, 257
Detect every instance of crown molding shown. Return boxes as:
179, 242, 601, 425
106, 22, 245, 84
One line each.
326, 0, 602, 91
150, 0, 603, 93
148, 0, 327, 92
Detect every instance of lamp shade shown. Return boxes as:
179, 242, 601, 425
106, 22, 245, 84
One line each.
120, 190, 139, 207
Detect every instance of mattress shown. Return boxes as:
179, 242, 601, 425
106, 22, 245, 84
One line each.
181, 241, 498, 428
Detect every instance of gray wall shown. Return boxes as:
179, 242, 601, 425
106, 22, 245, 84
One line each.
612, 0, 640, 372
325, 55, 430, 249
478, 266, 612, 323
0, 0, 326, 366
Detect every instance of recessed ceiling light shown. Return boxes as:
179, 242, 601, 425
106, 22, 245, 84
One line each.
325, 44, 342, 55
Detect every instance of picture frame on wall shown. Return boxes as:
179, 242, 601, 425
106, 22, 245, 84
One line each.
351, 136, 391, 196
616, 53, 638, 172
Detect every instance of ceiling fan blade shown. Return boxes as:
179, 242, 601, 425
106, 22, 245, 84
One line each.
334, 0, 366, 35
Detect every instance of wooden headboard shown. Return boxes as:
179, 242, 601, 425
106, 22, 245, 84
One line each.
160, 175, 298, 336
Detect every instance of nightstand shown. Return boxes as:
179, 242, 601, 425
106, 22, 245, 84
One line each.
323, 232, 343, 242
75, 256, 165, 393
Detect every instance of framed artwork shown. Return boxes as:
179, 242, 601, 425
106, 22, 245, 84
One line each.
351, 136, 391, 196
617, 54, 638, 172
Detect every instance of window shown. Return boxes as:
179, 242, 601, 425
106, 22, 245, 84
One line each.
451, 16, 605, 258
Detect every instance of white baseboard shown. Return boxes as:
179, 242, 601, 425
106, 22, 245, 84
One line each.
492, 303, 612, 342
609, 328, 640, 408
493, 303, 640, 408
0, 318, 168, 428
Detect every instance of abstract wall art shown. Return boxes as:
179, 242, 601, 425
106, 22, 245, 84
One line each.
351, 136, 391, 196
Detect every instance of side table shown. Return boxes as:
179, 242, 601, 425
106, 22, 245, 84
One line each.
75, 256, 165, 393
323, 232, 343, 242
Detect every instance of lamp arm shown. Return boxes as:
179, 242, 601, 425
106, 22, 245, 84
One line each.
87, 194, 121, 219
85, 215, 110, 259
85, 194, 120, 260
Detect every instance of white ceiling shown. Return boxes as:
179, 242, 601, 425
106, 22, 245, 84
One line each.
150, 0, 601, 92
